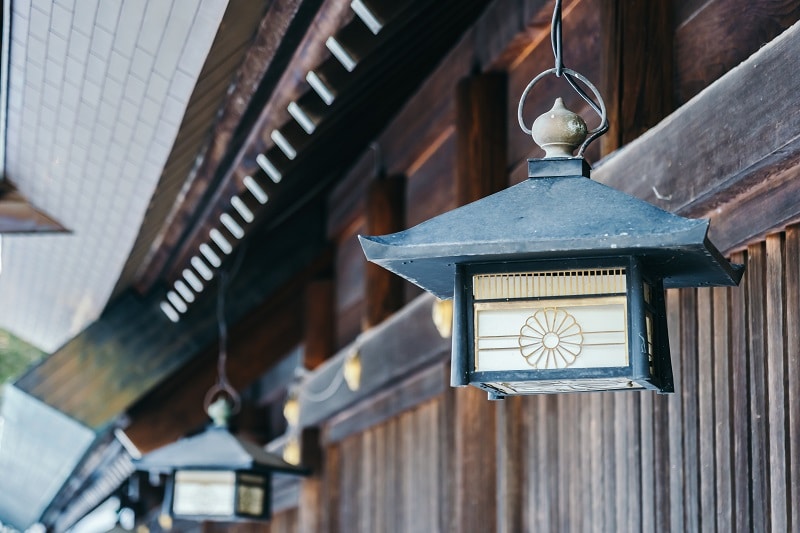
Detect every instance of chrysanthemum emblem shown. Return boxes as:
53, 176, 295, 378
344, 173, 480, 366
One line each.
518, 308, 583, 368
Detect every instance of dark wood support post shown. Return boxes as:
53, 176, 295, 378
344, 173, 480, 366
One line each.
452, 71, 507, 533
363, 174, 406, 329
298, 427, 324, 533
600, 0, 673, 156
456, 72, 508, 203
304, 279, 335, 370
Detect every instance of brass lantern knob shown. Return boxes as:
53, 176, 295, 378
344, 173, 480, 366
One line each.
530, 97, 588, 158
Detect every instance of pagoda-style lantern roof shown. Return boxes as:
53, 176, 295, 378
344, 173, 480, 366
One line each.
360, 158, 744, 300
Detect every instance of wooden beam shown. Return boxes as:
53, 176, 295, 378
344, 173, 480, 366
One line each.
599, 0, 672, 156
0, 181, 66, 233
297, 293, 450, 429
134, 0, 332, 293
363, 174, 406, 328
323, 363, 446, 444
159, 0, 493, 294
594, 20, 800, 253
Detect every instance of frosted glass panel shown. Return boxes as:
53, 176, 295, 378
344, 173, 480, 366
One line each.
173, 470, 236, 516
474, 297, 628, 371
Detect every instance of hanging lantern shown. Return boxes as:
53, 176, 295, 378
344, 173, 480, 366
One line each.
359, 1, 743, 399
134, 401, 307, 521
134, 271, 308, 521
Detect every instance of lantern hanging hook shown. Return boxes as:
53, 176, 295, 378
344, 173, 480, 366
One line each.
203, 269, 242, 425
517, 0, 608, 157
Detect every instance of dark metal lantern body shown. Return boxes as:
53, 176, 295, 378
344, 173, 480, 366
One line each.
134, 425, 308, 522
360, 158, 743, 398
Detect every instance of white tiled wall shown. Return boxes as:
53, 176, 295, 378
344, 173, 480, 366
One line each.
0, 0, 229, 351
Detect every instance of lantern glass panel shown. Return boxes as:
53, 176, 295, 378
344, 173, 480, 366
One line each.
173, 470, 236, 516
236, 473, 267, 516
472, 269, 629, 373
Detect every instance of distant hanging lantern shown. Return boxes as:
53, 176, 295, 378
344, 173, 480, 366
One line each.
134, 272, 308, 521
360, 0, 742, 399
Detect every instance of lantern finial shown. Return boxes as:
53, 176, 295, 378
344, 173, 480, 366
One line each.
531, 97, 587, 158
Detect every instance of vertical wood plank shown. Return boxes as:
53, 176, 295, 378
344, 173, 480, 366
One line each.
401, 411, 414, 533
729, 250, 751, 531
323, 443, 341, 533
589, 392, 605, 529
455, 72, 508, 204
747, 243, 769, 532
304, 279, 335, 370
614, 394, 628, 533
640, 392, 655, 533
652, 393, 671, 531
628, 396, 642, 533
681, 289, 700, 532
786, 226, 800, 532
602, 392, 617, 532
666, 289, 684, 532
453, 386, 497, 532
496, 396, 524, 533
361, 428, 375, 533
438, 383, 455, 533
386, 415, 399, 532
766, 233, 789, 531
712, 286, 734, 532
578, 396, 593, 531
364, 175, 406, 328
696, 288, 716, 532
372, 422, 387, 533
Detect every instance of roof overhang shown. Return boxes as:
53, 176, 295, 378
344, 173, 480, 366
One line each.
361, 158, 744, 299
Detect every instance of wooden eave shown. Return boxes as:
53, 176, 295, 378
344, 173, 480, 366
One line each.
0, 180, 66, 233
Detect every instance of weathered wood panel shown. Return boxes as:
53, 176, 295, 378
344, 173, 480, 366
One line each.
325, 399, 445, 532
674, 0, 800, 105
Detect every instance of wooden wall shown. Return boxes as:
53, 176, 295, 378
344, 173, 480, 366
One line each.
295, 225, 798, 533
259, 1, 800, 532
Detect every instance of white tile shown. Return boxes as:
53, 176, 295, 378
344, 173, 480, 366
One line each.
14, 0, 32, 19
145, 72, 169, 102
117, 100, 139, 128
160, 95, 186, 127
102, 78, 124, 104
64, 56, 85, 84
84, 53, 105, 84
114, 0, 147, 53
139, 97, 160, 127
168, 69, 196, 100
106, 50, 130, 82
96, 100, 117, 128
67, 31, 90, 61
89, 27, 113, 60
137, 1, 170, 55
95, 0, 122, 32
50, 3, 73, 39
71, 0, 99, 37
129, 47, 152, 81
123, 75, 146, 103
26, 35, 46, 66
31, 0, 51, 17
153, 1, 198, 78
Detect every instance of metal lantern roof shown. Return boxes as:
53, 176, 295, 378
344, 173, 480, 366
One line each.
134, 425, 307, 475
360, 158, 744, 299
